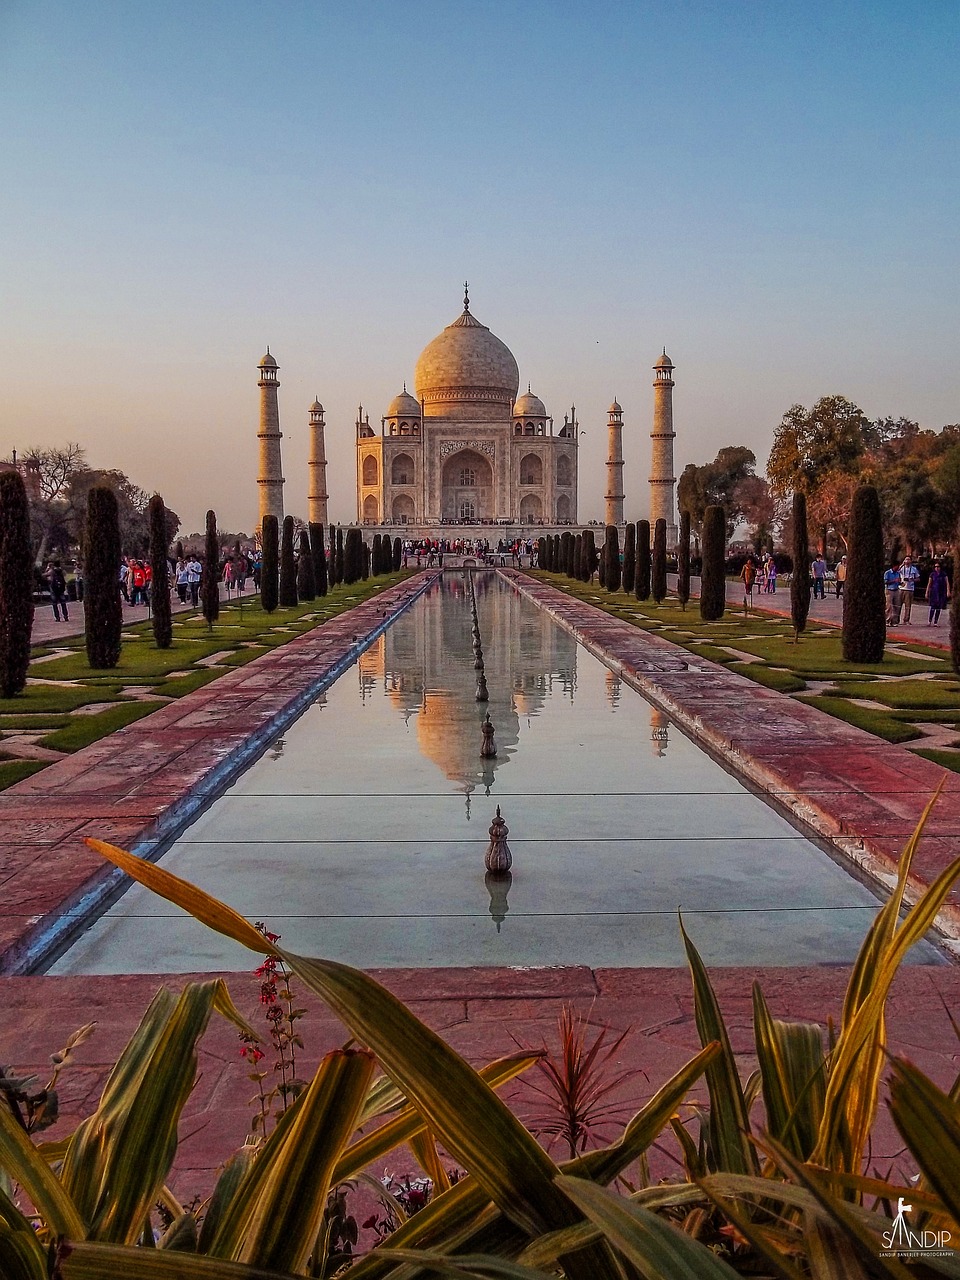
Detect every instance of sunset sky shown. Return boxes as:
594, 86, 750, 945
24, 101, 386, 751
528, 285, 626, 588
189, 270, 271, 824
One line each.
2, 1, 958, 533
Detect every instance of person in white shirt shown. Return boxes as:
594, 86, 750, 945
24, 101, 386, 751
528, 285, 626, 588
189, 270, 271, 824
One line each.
898, 555, 920, 623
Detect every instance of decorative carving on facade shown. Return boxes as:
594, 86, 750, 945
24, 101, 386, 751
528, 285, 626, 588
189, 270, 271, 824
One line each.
438, 439, 497, 460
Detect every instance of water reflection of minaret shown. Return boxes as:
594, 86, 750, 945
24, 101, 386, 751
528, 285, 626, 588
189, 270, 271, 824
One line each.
650, 706, 670, 756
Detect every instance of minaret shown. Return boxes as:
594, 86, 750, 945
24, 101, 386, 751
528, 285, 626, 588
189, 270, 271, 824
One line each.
257, 349, 284, 529
650, 351, 677, 547
307, 399, 329, 525
604, 399, 625, 526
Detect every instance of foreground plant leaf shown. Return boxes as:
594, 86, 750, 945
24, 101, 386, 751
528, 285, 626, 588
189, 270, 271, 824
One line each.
85, 839, 619, 1280
0, 1215, 48, 1280
59, 1240, 304, 1279
0, 1101, 86, 1241
752, 984, 826, 1161
375, 1249, 558, 1278
556, 1174, 742, 1277
888, 1056, 960, 1232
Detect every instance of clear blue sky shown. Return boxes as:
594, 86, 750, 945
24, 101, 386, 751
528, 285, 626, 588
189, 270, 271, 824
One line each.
1, 0, 957, 532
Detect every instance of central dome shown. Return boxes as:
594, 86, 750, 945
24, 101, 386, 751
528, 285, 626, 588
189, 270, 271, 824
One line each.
414, 300, 520, 421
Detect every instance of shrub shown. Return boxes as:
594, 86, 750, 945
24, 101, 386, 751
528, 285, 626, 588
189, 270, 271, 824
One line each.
279, 516, 298, 606
790, 491, 811, 639
393, 536, 402, 571
581, 528, 597, 582
603, 526, 621, 592
201, 509, 220, 626
297, 529, 316, 601
84, 485, 123, 668
260, 514, 279, 612
309, 522, 327, 597
699, 504, 726, 621
343, 528, 363, 585
635, 520, 651, 601
677, 509, 691, 609
621, 522, 636, 593
371, 533, 382, 575
574, 532, 583, 580
652, 518, 667, 603
328, 523, 339, 588
842, 484, 886, 663
0, 470, 34, 696
335, 527, 345, 584
148, 493, 172, 649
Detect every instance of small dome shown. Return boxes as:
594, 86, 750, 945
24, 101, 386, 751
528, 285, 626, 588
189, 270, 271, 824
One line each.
310, 399, 323, 412
513, 388, 547, 418
654, 351, 673, 368
386, 389, 422, 419
609, 399, 622, 414
258, 351, 278, 369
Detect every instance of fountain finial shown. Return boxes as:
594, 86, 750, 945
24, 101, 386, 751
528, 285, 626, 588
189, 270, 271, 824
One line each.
484, 806, 512, 874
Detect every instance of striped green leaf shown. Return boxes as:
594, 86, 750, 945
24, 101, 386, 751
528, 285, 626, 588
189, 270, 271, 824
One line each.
752, 983, 826, 1160
888, 1057, 960, 1231
680, 917, 757, 1176
0, 1101, 86, 1240
556, 1174, 742, 1278
375, 1249, 559, 1277
0, 1214, 48, 1280
59, 1240, 303, 1278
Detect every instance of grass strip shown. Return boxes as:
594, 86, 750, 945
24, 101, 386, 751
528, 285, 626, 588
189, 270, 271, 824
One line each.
796, 695, 923, 744
910, 747, 960, 773
39, 702, 161, 753
0, 760, 47, 791
726, 663, 807, 693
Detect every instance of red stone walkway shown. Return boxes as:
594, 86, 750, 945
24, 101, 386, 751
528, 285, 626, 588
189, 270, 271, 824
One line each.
0, 573, 438, 974
508, 572, 960, 940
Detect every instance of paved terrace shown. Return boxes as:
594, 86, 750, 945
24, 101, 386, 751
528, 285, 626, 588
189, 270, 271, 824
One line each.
2, 569, 960, 1198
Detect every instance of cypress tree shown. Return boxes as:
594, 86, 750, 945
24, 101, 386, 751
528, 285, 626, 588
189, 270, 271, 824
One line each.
297, 528, 316, 600
581, 529, 596, 582
343, 528, 361, 584
537, 536, 547, 569
0, 470, 34, 695
677, 510, 691, 610
335, 528, 345, 584
372, 533, 382, 575
260, 515, 279, 612
561, 531, 572, 577
604, 525, 621, 592
328, 524, 339, 587
393, 536, 402, 571
574, 532, 583, 580
84, 485, 123, 668
700, 504, 726, 621
201, 509, 220, 626
148, 493, 172, 648
309, 522, 328, 597
636, 520, 651, 601
952, 536, 960, 678
652, 519, 667, 603
790, 492, 811, 641
621, 521, 636, 594
279, 516, 298, 606
842, 485, 886, 663
362, 539, 370, 580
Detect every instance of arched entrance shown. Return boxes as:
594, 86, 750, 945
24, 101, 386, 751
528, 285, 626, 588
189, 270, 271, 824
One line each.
362, 494, 380, 523
519, 493, 542, 523
556, 494, 572, 522
392, 494, 415, 524
441, 448, 494, 522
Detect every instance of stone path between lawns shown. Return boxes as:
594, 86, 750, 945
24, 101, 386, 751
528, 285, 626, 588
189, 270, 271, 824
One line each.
506, 572, 960, 940
0, 572, 439, 975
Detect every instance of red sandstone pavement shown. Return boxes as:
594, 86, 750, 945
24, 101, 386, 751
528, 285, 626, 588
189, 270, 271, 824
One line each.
3, 569, 960, 1201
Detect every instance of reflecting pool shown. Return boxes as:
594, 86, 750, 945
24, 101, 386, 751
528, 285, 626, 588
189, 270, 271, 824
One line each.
52, 575, 938, 972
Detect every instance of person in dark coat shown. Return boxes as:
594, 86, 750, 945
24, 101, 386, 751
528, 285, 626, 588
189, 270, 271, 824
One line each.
927, 558, 951, 626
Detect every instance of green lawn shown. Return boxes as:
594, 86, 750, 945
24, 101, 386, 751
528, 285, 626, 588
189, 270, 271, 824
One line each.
530, 571, 960, 771
0, 575, 412, 790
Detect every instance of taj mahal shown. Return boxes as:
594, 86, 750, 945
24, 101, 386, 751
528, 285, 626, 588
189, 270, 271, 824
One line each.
255, 286, 678, 541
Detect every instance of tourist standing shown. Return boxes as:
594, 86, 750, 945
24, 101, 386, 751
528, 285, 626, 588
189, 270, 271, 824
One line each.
45, 561, 69, 622
835, 555, 847, 599
811, 553, 827, 600
898, 555, 920, 623
186, 552, 202, 607
884, 560, 901, 625
927, 559, 951, 626
175, 558, 188, 603
739, 557, 756, 611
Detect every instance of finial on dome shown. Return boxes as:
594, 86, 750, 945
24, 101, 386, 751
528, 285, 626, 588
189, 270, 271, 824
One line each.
463, 281, 470, 313
403, 381, 407, 392
527, 382, 531, 393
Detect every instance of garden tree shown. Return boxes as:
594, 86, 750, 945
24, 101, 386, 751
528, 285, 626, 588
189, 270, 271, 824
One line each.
953, 531, 960, 679
279, 516, 298, 606
677, 509, 691, 609
201, 509, 220, 626
537, 535, 548, 570
635, 520, 651, 600
678, 448, 758, 539
335, 528, 345, 584
68, 467, 180, 558
147, 494, 172, 649
842, 485, 886, 663
343, 528, 363, 585
621, 521, 636, 593
393, 536, 402, 570
362, 539, 370, 579
806, 467, 860, 556
699, 504, 726, 621
732, 473, 777, 553
327, 524, 339, 587
574, 532, 583, 579
260, 515, 279, 612
309, 522, 327, 597
790, 491, 811, 641
896, 471, 951, 556
580, 528, 596, 582
561, 530, 573, 576
372, 533, 383, 575
84, 485, 123, 668
0, 471, 34, 696
296, 529, 316, 600
603, 525, 621, 592
652, 519, 667, 603
21, 441, 86, 561
767, 395, 869, 499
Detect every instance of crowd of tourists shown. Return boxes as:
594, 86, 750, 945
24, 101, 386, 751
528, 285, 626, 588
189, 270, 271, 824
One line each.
400, 537, 537, 567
